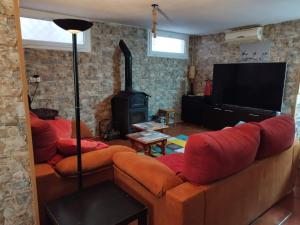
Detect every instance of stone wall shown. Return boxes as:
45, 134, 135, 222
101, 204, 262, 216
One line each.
190, 20, 300, 116
25, 22, 188, 133
0, 0, 36, 224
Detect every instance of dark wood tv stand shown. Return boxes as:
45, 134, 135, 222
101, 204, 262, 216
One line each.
181, 95, 276, 130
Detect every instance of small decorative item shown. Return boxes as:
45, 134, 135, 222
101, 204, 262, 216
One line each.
188, 65, 196, 95
204, 79, 212, 96
240, 41, 271, 62
151, 3, 171, 38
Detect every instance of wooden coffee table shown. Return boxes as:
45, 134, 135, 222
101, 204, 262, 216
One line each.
132, 121, 169, 133
127, 131, 170, 156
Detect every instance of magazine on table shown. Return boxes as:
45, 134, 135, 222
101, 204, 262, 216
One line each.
136, 131, 170, 142
133, 121, 166, 130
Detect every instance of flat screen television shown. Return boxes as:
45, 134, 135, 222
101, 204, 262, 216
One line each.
212, 62, 287, 111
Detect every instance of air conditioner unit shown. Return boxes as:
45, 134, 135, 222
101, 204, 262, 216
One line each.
225, 27, 263, 43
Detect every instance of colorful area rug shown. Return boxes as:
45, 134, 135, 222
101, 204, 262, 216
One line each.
137, 134, 188, 157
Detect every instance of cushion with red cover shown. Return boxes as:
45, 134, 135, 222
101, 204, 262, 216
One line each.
30, 115, 58, 163
71, 121, 93, 138
255, 116, 295, 159
48, 119, 72, 139
57, 138, 108, 156
47, 154, 64, 166
183, 123, 260, 185
156, 153, 184, 174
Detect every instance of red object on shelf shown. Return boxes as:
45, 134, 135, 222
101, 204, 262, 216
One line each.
204, 79, 212, 96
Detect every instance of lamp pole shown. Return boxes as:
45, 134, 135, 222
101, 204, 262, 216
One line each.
72, 33, 83, 190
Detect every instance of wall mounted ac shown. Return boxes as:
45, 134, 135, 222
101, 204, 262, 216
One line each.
225, 27, 263, 43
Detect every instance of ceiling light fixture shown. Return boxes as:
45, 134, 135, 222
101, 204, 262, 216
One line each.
151, 4, 158, 38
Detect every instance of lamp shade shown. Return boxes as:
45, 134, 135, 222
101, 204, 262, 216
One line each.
53, 19, 93, 33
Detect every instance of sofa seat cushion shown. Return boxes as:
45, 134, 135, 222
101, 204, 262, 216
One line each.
156, 153, 184, 174
255, 116, 295, 159
113, 152, 183, 197
55, 145, 134, 177
57, 138, 108, 156
30, 115, 58, 163
183, 123, 260, 185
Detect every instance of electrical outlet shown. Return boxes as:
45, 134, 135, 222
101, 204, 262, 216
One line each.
29, 75, 41, 83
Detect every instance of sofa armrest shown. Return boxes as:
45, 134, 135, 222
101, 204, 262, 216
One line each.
165, 182, 209, 225
36, 163, 57, 179
113, 152, 183, 197
55, 145, 135, 177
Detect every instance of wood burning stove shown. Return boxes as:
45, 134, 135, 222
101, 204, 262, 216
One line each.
111, 40, 149, 137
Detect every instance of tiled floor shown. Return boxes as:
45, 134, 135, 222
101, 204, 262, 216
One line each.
105, 122, 300, 225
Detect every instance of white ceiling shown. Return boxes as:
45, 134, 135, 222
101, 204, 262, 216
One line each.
20, 0, 300, 35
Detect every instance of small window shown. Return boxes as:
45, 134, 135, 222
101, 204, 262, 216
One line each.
148, 30, 189, 59
20, 9, 91, 52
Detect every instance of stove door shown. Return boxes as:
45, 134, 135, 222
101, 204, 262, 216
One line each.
130, 94, 148, 108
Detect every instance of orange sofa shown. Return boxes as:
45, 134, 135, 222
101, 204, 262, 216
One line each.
113, 142, 299, 225
35, 121, 134, 225
37, 145, 134, 224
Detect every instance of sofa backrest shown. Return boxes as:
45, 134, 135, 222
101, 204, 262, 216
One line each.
254, 115, 295, 159
183, 123, 261, 185
182, 115, 296, 185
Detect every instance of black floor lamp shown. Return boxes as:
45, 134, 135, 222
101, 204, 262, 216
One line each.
53, 19, 93, 191
46, 19, 148, 225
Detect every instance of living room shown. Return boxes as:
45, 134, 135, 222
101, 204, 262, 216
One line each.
1, 0, 300, 225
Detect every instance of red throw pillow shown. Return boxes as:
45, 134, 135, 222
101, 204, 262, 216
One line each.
71, 121, 93, 138
57, 138, 108, 156
48, 119, 72, 139
255, 116, 295, 159
156, 153, 184, 174
47, 154, 64, 166
30, 116, 58, 163
183, 123, 260, 185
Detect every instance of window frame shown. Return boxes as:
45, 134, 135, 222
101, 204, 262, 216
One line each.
147, 30, 189, 59
20, 8, 91, 52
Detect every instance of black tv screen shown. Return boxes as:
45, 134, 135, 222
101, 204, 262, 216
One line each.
212, 63, 287, 111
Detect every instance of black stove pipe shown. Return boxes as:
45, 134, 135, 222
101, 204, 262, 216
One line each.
119, 40, 132, 92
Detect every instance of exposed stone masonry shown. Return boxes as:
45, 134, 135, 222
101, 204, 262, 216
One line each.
25, 22, 188, 133
0, 1, 36, 224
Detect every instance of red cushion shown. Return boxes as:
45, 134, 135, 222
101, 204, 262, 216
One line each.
255, 116, 295, 159
30, 115, 58, 163
57, 138, 108, 156
183, 123, 260, 185
30, 111, 39, 118
47, 154, 64, 166
156, 153, 184, 174
48, 119, 72, 139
